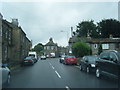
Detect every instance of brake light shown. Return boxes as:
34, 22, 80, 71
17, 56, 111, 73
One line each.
28, 60, 32, 62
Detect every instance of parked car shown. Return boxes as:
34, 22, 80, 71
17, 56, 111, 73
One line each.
59, 55, 65, 63
0, 63, 11, 87
32, 56, 38, 63
95, 50, 120, 79
63, 55, 77, 65
79, 55, 99, 73
22, 56, 35, 66
40, 55, 46, 60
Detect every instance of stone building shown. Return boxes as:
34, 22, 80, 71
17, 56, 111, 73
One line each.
69, 35, 120, 55
44, 38, 58, 57
1, 14, 32, 67
0, 13, 3, 63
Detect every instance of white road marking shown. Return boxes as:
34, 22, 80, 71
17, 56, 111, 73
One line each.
52, 66, 55, 69
55, 70, 61, 78
65, 86, 70, 90
49, 62, 52, 66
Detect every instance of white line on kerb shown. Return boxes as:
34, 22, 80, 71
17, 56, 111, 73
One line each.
55, 70, 61, 78
52, 66, 55, 69
65, 86, 70, 90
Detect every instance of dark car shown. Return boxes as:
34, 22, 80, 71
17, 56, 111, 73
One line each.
95, 50, 120, 79
63, 55, 77, 65
0, 63, 11, 87
22, 56, 35, 66
79, 55, 98, 73
32, 56, 38, 63
59, 55, 65, 63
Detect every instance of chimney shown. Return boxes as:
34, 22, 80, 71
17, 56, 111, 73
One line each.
12, 19, 19, 26
71, 27, 73, 37
0, 13, 3, 19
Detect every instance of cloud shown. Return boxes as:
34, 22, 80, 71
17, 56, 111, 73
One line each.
1, 2, 118, 47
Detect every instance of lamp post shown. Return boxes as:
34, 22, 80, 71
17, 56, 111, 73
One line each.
60, 30, 69, 46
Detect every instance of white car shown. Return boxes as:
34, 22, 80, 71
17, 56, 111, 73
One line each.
40, 55, 46, 60
0, 63, 11, 87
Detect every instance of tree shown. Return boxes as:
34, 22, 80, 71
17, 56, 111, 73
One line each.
76, 20, 99, 38
72, 41, 92, 57
33, 43, 44, 55
98, 44, 103, 55
97, 19, 120, 38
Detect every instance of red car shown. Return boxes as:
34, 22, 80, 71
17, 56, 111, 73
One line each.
63, 55, 77, 65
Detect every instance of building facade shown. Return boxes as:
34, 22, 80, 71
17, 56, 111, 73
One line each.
44, 38, 59, 57
1, 14, 32, 67
69, 35, 120, 55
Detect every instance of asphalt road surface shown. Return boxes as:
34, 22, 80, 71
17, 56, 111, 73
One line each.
5, 58, 118, 88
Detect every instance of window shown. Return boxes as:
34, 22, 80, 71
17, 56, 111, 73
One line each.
51, 46, 54, 50
5, 31, 8, 39
47, 46, 50, 50
100, 52, 109, 60
94, 44, 98, 49
109, 52, 118, 62
4, 46, 8, 59
102, 44, 109, 49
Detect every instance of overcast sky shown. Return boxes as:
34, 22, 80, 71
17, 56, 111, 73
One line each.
1, 1, 119, 47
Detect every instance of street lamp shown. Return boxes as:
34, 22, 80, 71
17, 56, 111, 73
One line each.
60, 30, 69, 46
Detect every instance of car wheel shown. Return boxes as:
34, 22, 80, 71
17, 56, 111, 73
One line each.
79, 65, 82, 71
96, 68, 101, 78
59, 60, 61, 63
86, 66, 90, 73
64, 61, 67, 65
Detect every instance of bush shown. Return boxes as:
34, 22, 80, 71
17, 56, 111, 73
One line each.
72, 41, 92, 57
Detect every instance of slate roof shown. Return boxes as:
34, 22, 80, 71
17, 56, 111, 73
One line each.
45, 38, 57, 46
69, 36, 120, 44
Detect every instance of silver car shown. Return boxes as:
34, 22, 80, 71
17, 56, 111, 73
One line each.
0, 63, 11, 87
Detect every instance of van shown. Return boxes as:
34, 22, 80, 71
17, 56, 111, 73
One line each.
28, 51, 37, 59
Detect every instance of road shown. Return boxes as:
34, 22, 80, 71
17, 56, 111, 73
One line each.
5, 58, 118, 88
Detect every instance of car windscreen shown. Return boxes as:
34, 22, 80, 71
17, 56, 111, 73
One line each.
29, 54, 35, 57
25, 57, 32, 60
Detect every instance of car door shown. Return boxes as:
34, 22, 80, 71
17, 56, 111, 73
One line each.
99, 52, 110, 72
109, 52, 119, 77
82, 56, 88, 69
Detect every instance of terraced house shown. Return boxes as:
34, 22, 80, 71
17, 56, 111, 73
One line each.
69, 35, 120, 55
1, 13, 32, 67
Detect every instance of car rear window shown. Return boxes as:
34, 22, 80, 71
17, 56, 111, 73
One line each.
29, 54, 35, 57
25, 57, 32, 59
67, 56, 76, 58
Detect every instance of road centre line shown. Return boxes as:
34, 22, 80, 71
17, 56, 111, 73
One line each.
52, 66, 55, 69
55, 70, 61, 78
49, 62, 52, 66
65, 86, 70, 90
